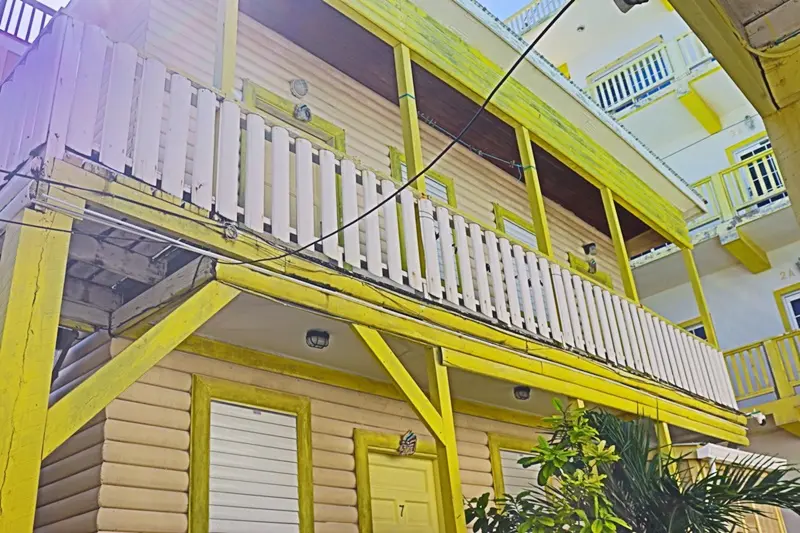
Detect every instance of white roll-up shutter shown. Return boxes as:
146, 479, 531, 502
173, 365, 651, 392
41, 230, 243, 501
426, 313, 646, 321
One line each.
500, 449, 541, 497
209, 401, 300, 533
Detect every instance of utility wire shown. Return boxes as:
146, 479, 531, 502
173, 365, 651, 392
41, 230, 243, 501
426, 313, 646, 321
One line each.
0, 0, 575, 265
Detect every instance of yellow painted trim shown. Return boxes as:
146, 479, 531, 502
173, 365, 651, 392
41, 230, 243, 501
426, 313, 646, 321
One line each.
322, 0, 690, 248
190, 375, 314, 533
587, 36, 666, 83
601, 187, 639, 302
354, 429, 444, 533
678, 317, 703, 329
214, 0, 238, 97
389, 145, 458, 206
681, 248, 719, 348
679, 87, 722, 134
656, 422, 679, 476
721, 228, 771, 274
774, 281, 800, 333
493, 202, 537, 237
567, 252, 614, 290
557, 63, 570, 79
353, 324, 445, 440
0, 207, 76, 532
487, 433, 539, 499
243, 79, 347, 152
725, 131, 769, 165
515, 125, 553, 258
427, 349, 467, 533
43, 282, 240, 458
394, 43, 426, 194
764, 340, 795, 399
50, 162, 745, 437
173, 334, 546, 428
662, 0, 674, 11
441, 348, 748, 445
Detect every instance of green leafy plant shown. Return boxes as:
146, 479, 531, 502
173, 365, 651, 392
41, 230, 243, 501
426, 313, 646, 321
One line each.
466, 404, 800, 533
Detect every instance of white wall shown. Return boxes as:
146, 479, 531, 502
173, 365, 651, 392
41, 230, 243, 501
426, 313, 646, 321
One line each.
642, 241, 800, 351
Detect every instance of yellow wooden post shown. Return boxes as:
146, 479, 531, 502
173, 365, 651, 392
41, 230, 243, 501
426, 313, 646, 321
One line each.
709, 172, 735, 220
656, 421, 679, 477
515, 125, 553, 257
681, 247, 719, 348
764, 340, 795, 399
393, 43, 426, 194
214, 0, 239, 96
428, 348, 467, 533
0, 207, 76, 532
600, 186, 639, 302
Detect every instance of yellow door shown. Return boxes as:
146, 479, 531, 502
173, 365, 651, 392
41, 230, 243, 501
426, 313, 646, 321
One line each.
368, 452, 441, 533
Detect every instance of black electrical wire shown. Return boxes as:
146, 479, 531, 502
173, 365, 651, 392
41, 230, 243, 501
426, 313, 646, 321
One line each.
0, 1, 575, 265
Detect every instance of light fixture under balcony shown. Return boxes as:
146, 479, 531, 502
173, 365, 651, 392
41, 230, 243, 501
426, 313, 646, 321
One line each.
306, 329, 330, 350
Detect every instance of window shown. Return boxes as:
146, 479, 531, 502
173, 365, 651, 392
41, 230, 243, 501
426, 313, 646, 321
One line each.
729, 135, 781, 200
782, 290, 800, 331
243, 79, 346, 152
489, 435, 542, 499
493, 204, 538, 307
680, 318, 708, 340
191, 376, 314, 533
389, 147, 457, 207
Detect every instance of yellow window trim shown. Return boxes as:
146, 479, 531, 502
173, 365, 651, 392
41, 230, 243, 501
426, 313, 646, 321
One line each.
493, 203, 536, 237
243, 79, 347, 153
567, 252, 614, 290
586, 35, 665, 84
725, 131, 769, 165
678, 316, 703, 330
774, 281, 800, 332
389, 146, 458, 207
354, 429, 445, 532
189, 375, 314, 533
487, 433, 540, 499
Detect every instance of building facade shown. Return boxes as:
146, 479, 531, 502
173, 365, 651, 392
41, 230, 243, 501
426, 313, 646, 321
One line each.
510, 0, 800, 529
0, 0, 764, 532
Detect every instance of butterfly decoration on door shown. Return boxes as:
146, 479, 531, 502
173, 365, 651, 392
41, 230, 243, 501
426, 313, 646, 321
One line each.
397, 430, 417, 456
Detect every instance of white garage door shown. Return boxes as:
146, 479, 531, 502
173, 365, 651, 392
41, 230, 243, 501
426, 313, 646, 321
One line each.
209, 401, 300, 533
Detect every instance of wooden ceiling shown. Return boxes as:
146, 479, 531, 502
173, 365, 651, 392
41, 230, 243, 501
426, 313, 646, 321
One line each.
240, 0, 652, 240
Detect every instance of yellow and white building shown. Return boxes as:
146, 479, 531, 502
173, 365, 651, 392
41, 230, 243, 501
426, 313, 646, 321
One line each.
0, 0, 769, 531
510, 0, 800, 528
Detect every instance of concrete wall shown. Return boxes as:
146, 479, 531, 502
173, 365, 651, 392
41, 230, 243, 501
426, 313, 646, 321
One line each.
641, 241, 800, 351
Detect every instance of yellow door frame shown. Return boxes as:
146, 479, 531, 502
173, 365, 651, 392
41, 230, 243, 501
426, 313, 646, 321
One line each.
353, 325, 467, 533
0, 206, 77, 532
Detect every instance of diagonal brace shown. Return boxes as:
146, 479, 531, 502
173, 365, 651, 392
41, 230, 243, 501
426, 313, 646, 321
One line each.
43, 281, 240, 457
352, 324, 444, 441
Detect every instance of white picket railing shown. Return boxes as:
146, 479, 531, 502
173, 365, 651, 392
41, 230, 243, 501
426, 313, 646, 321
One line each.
506, 0, 567, 35
0, 0, 54, 43
0, 15, 739, 409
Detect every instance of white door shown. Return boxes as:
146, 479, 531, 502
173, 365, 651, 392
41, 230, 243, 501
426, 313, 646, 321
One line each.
732, 138, 781, 202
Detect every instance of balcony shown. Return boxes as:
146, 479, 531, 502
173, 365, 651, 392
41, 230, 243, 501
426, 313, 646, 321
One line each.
587, 33, 716, 117
0, 15, 739, 412
506, 0, 568, 36
725, 331, 800, 412
0, 0, 55, 43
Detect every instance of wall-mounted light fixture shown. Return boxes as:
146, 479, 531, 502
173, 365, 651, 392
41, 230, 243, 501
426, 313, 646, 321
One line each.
513, 385, 532, 401
306, 329, 330, 350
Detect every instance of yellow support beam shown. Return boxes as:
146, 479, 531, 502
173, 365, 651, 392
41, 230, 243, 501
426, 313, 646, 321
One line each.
679, 87, 722, 135
720, 228, 771, 274
427, 349, 467, 533
656, 422, 679, 476
765, 102, 800, 226
515, 125, 553, 258
352, 324, 444, 440
601, 186, 639, 302
394, 43, 426, 194
214, 0, 239, 96
0, 207, 76, 532
43, 281, 240, 457
681, 248, 719, 348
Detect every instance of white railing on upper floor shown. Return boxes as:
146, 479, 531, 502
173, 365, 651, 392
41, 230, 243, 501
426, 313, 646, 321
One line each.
588, 33, 716, 115
506, 0, 567, 35
0, 0, 54, 43
0, 15, 739, 410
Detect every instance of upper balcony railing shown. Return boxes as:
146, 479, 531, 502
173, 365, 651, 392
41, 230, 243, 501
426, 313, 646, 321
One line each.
0, 15, 739, 410
689, 149, 786, 231
725, 330, 800, 406
587, 33, 715, 115
0, 0, 55, 43
506, 0, 567, 36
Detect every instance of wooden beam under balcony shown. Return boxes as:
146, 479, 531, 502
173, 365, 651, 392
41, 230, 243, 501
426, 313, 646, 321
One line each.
679, 86, 722, 135
69, 234, 168, 285
719, 227, 771, 273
